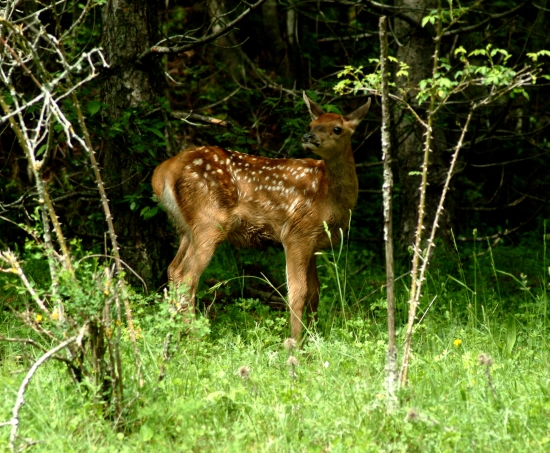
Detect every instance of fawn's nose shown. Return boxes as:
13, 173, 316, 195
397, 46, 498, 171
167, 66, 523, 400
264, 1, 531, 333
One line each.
302, 132, 316, 143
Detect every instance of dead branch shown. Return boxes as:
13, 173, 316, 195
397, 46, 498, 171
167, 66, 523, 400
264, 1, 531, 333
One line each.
138, 0, 268, 60
318, 32, 375, 42
4, 331, 82, 452
0, 251, 50, 315
0, 335, 74, 367
442, 2, 530, 37
171, 111, 231, 127
457, 194, 527, 211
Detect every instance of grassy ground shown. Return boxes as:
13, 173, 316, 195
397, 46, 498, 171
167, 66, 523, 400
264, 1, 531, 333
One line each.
1, 237, 550, 452
1, 317, 549, 452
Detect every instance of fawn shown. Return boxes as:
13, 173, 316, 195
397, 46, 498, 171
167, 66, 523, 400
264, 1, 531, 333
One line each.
152, 92, 371, 339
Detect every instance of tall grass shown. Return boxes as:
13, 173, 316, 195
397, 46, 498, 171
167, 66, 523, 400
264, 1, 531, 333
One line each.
1, 232, 550, 452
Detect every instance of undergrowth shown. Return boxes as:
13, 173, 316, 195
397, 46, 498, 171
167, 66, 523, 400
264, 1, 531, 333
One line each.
1, 231, 550, 452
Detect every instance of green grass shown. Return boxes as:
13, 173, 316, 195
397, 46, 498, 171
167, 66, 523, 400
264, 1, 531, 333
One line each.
1, 236, 550, 452
1, 310, 549, 452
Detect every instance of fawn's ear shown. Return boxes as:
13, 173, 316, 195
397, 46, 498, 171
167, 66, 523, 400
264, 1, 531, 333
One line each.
303, 91, 325, 120
344, 98, 371, 130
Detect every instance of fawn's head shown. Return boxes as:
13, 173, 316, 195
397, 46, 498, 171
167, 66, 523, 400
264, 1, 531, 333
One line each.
302, 92, 371, 160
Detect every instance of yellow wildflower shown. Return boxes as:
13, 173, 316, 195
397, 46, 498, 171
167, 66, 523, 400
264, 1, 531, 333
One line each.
453, 339, 462, 347
35, 313, 43, 323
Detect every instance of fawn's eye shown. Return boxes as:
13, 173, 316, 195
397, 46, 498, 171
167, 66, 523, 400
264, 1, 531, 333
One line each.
333, 126, 342, 135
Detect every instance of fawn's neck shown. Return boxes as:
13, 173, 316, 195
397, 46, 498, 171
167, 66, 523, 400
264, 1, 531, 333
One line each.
322, 145, 359, 212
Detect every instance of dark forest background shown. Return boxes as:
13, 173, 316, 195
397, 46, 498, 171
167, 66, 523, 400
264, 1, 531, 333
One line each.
2, 0, 549, 291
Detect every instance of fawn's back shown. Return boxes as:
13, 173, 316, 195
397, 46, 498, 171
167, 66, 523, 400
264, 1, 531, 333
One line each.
153, 145, 349, 250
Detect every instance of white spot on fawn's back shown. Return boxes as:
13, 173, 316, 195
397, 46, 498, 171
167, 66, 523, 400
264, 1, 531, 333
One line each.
193, 158, 203, 166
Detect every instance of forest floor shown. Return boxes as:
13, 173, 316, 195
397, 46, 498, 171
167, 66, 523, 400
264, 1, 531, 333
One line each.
1, 236, 549, 452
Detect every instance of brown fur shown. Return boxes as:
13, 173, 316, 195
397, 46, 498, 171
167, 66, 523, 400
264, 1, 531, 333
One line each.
152, 93, 371, 339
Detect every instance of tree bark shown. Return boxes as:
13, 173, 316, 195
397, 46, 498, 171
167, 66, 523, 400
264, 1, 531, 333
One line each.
262, 0, 287, 69
394, 0, 451, 248
207, 0, 240, 71
285, 2, 303, 88
101, 0, 170, 289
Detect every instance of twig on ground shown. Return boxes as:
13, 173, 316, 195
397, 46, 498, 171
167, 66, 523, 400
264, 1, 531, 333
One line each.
4, 332, 82, 452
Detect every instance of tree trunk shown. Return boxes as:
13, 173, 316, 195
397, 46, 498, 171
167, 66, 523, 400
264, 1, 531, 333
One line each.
394, 0, 451, 248
285, 3, 303, 88
262, 0, 287, 69
101, 0, 170, 289
207, 0, 240, 72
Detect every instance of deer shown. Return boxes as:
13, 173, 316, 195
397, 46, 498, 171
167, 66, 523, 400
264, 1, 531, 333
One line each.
152, 92, 371, 340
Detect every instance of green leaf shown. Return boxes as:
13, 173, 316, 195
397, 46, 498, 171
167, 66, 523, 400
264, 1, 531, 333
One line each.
37, 144, 48, 156
506, 314, 517, 355
141, 206, 159, 220
140, 424, 154, 442
305, 90, 318, 101
87, 100, 101, 117
421, 15, 435, 27
469, 49, 487, 57
148, 127, 165, 140
324, 104, 342, 114
2, 91, 14, 105
454, 46, 467, 55
205, 390, 226, 402
439, 77, 453, 88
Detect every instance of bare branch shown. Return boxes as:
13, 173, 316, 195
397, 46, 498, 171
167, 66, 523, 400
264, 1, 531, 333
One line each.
363, 1, 421, 28
138, 0, 268, 60
171, 111, 231, 127
443, 2, 531, 37
318, 32, 375, 42
457, 194, 527, 211
0, 335, 75, 366
0, 251, 51, 315
5, 332, 81, 451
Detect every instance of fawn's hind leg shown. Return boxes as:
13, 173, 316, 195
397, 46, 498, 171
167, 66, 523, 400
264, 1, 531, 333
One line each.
168, 234, 190, 284
175, 226, 225, 313
305, 255, 320, 329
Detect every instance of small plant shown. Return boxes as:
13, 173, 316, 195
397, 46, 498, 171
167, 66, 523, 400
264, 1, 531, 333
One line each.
284, 338, 299, 380
478, 353, 498, 401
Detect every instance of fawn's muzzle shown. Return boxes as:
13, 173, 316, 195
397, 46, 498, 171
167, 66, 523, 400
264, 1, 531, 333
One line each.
302, 132, 319, 147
